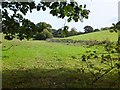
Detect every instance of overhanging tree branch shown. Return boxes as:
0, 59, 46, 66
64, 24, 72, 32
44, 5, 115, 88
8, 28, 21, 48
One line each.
1, 1, 90, 40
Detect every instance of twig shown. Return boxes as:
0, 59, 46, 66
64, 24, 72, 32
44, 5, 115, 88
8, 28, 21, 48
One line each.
2, 45, 13, 51
92, 67, 115, 84
63, 19, 66, 27
85, 62, 96, 77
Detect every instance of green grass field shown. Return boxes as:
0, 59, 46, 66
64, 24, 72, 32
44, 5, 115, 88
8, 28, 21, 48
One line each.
65, 30, 118, 42
1, 31, 120, 88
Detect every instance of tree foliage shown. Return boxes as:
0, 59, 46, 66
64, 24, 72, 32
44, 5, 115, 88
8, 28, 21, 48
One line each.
94, 29, 100, 32
36, 22, 52, 32
113, 21, 120, 30
2, 1, 90, 40
68, 27, 78, 36
84, 25, 93, 33
55, 26, 69, 37
111, 21, 120, 54
33, 29, 53, 40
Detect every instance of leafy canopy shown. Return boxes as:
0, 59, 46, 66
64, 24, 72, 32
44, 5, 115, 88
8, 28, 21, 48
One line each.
2, 0, 90, 40
84, 25, 94, 33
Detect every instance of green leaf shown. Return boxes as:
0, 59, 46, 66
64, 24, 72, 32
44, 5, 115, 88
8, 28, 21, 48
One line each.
42, 6, 46, 11
84, 4, 86, 8
81, 55, 86, 62
37, 5, 41, 11
67, 17, 72, 22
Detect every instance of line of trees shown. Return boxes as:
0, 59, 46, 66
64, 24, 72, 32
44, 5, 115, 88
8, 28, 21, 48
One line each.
32, 22, 79, 40
84, 25, 100, 33
83, 25, 116, 34
51, 26, 79, 38
31, 22, 115, 40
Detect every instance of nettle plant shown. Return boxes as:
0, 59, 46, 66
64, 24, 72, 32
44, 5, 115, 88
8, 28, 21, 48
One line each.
80, 21, 120, 88
81, 43, 119, 87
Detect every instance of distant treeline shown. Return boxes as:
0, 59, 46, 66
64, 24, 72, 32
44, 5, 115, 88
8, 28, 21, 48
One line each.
1, 21, 113, 40
32, 22, 113, 40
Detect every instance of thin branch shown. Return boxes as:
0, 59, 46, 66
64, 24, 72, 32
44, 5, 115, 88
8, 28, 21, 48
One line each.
63, 19, 66, 27
92, 67, 115, 84
2, 45, 13, 51
85, 62, 96, 77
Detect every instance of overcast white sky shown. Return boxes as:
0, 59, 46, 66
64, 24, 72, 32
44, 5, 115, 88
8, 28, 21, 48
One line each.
24, 0, 120, 32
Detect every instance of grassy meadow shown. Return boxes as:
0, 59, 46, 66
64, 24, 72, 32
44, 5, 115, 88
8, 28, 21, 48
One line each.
65, 30, 118, 42
1, 30, 120, 88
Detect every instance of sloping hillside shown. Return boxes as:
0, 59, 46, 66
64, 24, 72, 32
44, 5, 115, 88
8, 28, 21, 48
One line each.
65, 30, 118, 42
